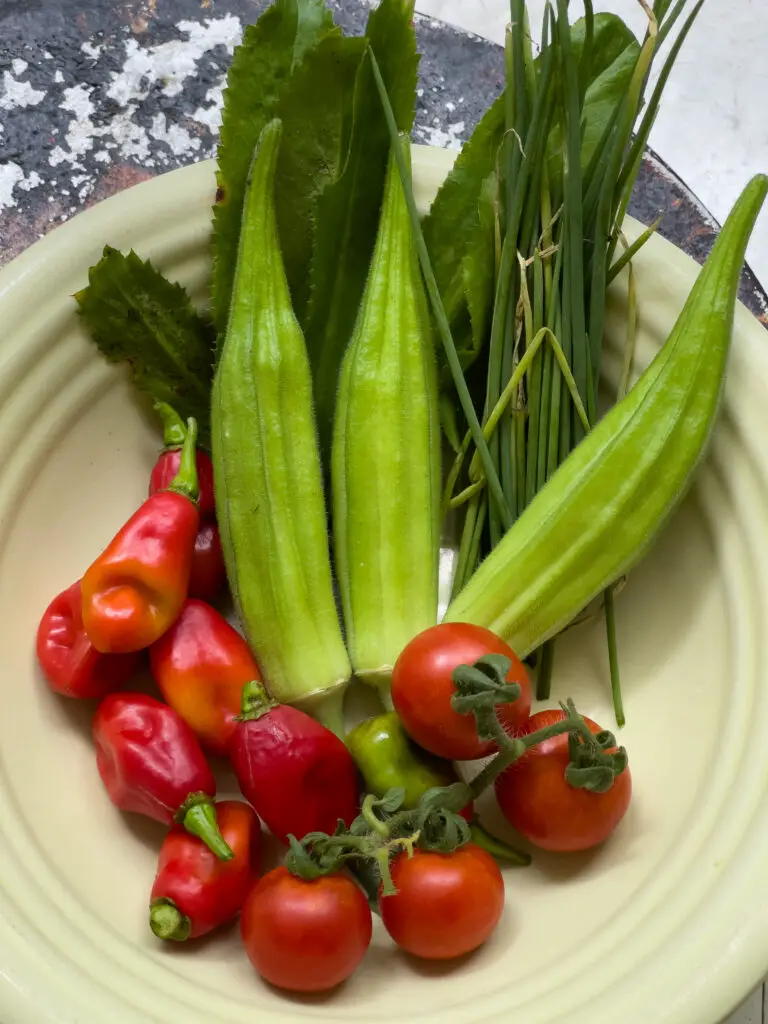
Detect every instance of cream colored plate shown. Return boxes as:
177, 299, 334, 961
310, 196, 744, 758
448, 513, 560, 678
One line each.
1, 146, 767, 1024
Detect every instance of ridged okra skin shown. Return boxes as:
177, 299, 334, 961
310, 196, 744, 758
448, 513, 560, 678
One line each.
446, 174, 768, 657
213, 118, 351, 736
332, 142, 441, 702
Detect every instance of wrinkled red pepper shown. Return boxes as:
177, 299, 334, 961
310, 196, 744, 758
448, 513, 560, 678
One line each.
92, 692, 233, 860
149, 403, 216, 520
36, 580, 139, 698
230, 682, 359, 844
82, 418, 200, 653
188, 521, 227, 602
149, 800, 260, 942
150, 599, 260, 756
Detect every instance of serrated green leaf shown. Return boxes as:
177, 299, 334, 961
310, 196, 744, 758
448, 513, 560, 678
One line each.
275, 33, 367, 325
211, 0, 335, 334
74, 246, 214, 443
304, 0, 419, 459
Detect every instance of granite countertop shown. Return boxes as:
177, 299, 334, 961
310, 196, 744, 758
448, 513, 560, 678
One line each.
1, 0, 766, 325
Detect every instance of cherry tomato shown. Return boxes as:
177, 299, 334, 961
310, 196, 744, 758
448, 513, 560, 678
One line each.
188, 522, 227, 602
391, 622, 532, 760
379, 844, 505, 959
494, 709, 632, 852
240, 868, 372, 992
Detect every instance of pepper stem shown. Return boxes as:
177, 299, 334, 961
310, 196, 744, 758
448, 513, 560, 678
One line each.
168, 417, 199, 503
154, 402, 187, 449
149, 898, 192, 942
177, 793, 234, 860
238, 679, 277, 721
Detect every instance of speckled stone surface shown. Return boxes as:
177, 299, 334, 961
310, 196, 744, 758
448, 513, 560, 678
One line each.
1, 0, 766, 323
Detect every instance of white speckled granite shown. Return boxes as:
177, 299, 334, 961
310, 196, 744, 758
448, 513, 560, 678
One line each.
415, 0, 768, 291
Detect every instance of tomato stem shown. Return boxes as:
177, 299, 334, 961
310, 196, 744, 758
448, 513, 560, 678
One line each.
360, 794, 391, 838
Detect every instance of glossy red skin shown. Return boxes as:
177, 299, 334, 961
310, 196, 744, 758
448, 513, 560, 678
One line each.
92, 692, 217, 824
150, 448, 216, 520
230, 705, 359, 844
379, 844, 505, 959
391, 622, 532, 760
241, 868, 372, 992
150, 600, 260, 757
82, 491, 199, 654
36, 580, 139, 698
151, 801, 260, 938
188, 522, 227, 602
494, 709, 632, 852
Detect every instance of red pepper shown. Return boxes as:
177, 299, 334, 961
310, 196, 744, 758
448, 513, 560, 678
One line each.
150, 599, 259, 756
82, 418, 200, 653
92, 692, 233, 860
188, 521, 227, 602
149, 403, 215, 520
149, 800, 260, 942
36, 580, 139, 698
230, 682, 359, 844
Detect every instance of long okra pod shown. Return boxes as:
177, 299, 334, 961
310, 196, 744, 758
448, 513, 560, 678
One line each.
446, 174, 768, 655
212, 119, 351, 736
333, 142, 441, 705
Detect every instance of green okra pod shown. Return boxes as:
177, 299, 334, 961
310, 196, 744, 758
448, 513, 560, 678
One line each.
212, 118, 351, 736
332, 141, 441, 704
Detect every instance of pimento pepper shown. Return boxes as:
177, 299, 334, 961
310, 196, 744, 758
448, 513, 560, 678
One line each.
150, 599, 260, 756
82, 418, 200, 653
93, 692, 233, 860
36, 579, 139, 698
149, 403, 216, 520
188, 521, 227, 602
149, 800, 260, 942
230, 681, 359, 844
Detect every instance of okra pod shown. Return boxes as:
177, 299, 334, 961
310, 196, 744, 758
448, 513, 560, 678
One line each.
332, 142, 441, 703
212, 119, 351, 736
446, 174, 768, 655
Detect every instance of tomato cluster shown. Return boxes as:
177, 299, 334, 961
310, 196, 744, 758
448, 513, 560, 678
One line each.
241, 623, 631, 993
392, 622, 632, 854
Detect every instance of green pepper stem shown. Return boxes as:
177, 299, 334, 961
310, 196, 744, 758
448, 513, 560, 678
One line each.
154, 402, 187, 449
167, 417, 199, 503
238, 680, 277, 721
178, 794, 233, 861
149, 898, 192, 942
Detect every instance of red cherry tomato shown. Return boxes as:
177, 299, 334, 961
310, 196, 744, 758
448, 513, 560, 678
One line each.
188, 522, 227, 602
240, 868, 372, 992
494, 709, 632, 852
379, 844, 505, 959
391, 622, 532, 760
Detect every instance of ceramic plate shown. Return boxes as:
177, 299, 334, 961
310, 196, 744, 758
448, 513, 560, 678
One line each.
1, 146, 767, 1024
